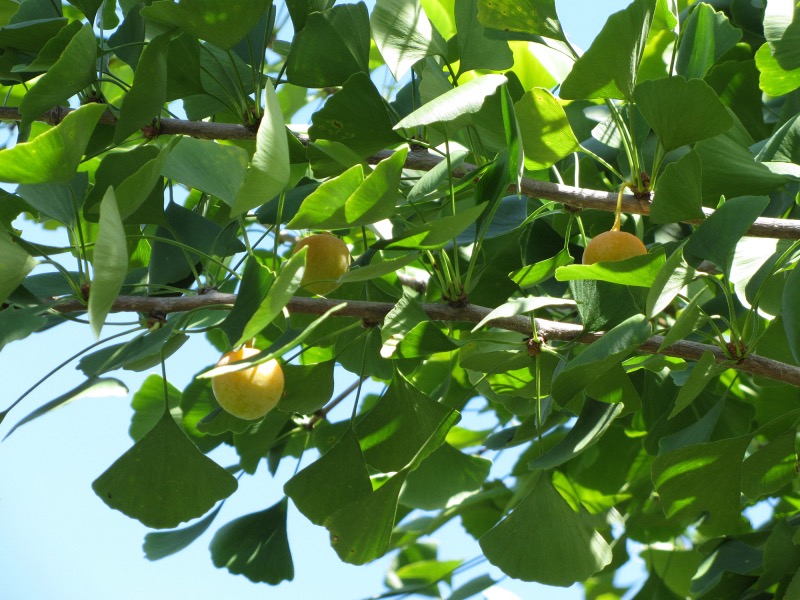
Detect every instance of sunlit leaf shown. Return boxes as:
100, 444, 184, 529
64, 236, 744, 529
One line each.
556, 251, 664, 288
394, 74, 506, 130
232, 80, 290, 216
371, 0, 445, 80
88, 188, 128, 339
0, 103, 105, 184
515, 88, 581, 170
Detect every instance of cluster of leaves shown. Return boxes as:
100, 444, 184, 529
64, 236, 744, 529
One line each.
1, 0, 800, 598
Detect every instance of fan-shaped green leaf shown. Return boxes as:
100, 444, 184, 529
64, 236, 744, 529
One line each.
480, 473, 612, 585
92, 411, 238, 528
209, 498, 294, 584
0, 103, 105, 184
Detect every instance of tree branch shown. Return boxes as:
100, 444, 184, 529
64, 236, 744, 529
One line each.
2, 106, 799, 240
51, 293, 800, 387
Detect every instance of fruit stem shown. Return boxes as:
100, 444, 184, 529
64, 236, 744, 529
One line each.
612, 183, 630, 232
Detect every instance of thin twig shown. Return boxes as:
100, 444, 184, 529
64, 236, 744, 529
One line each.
48, 292, 800, 387
1, 106, 798, 240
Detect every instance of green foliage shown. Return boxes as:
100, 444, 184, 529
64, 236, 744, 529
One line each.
1, 0, 800, 598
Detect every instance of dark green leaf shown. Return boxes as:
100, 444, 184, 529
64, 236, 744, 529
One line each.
634, 76, 732, 152
782, 262, 800, 364
677, 3, 742, 79
141, 0, 269, 49
0, 307, 46, 352
143, 504, 223, 561
395, 321, 460, 358
529, 399, 624, 470
651, 150, 705, 223
284, 428, 372, 525
309, 72, 403, 158
479, 473, 612, 585
286, 0, 334, 32
685, 195, 770, 275
278, 361, 335, 414
324, 470, 407, 564
209, 498, 294, 584
455, 0, 513, 76
115, 32, 170, 143
560, 0, 657, 100
92, 411, 238, 528
756, 113, 800, 165
401, 443, 491, 510
552, 314, 651, 404
19, 24, 96, 129
669, 351, 723, 418
129, 374, 181, 442
17, 171, 86, 227
695, 135, 791, 200
285, 3, 370, 87
742, 425, 798, 500
232, 411, 291, 474
651, 436, 750, 536
356, 371, 459, 471
218, 258, 274, 347
3, 378, 127, 440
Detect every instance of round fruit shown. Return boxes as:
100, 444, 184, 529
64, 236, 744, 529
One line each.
211, 347, 284, 420
292, 233, 350, 295
582, 230, 647, 265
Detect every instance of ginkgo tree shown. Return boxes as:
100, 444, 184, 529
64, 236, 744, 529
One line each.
1, 0, 800, 597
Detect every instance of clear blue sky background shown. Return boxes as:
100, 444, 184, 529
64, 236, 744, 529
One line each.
0, 2, 632, 599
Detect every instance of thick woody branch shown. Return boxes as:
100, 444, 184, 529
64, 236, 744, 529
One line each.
51, 293, 800, 387
1, 106, 799, 240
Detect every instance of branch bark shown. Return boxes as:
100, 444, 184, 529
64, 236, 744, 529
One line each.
51, 293, 800, 387
2, 106, 799, 240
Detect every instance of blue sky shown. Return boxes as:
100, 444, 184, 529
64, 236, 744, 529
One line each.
0, 2, 633, 599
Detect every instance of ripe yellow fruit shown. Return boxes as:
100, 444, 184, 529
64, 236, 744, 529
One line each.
211, 347, 284, 420
292, 233, 350, 295
582, 230, 647, 265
